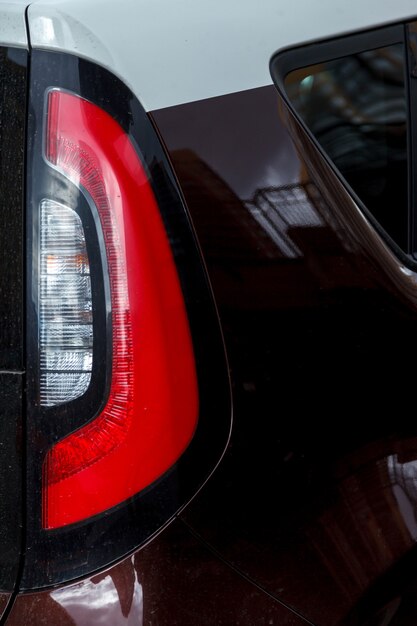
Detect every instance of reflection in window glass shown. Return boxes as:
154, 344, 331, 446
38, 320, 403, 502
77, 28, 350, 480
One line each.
285, 44, 408, 251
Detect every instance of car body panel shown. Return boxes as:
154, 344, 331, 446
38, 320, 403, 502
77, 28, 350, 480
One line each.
0, 1, 28, 49
151, 79, 417, 624
0, 596, 10, 623
6, 520, 313, 626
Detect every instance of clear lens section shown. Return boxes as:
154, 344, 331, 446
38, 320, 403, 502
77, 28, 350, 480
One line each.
40, 373, 92, 406
41, 350, 93, 371
40, 275, 92, 301
40, 200, 93, 406
41, 253, 90, 275
41, 205, 86, 249
40, 324, 93, 348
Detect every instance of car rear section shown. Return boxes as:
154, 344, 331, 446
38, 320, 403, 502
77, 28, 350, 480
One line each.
2, 1, 417, 625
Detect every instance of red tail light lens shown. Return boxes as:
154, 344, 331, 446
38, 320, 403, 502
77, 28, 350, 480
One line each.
42, 91, 198, 529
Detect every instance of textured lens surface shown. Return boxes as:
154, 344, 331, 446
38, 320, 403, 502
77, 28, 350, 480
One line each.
39, 199, 92, 406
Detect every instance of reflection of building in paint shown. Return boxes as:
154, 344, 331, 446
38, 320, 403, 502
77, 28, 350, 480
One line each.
169, 149, 374, 311
169, 148, 348, 262
295, 448, 414, 621
245, 183, 323, 258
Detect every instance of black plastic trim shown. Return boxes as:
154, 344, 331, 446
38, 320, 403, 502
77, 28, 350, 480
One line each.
271, 24, 404, 84
407, 21, 417, 258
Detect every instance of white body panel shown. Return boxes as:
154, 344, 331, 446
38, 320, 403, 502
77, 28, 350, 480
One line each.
0, 0, 29, 49
23, 0, 417, 110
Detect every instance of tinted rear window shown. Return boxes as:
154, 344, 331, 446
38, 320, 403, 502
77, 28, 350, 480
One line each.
284, 44, 408, 251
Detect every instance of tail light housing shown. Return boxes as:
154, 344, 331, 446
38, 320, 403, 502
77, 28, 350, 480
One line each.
42, 89, 198, 529
24, 51, 231, 589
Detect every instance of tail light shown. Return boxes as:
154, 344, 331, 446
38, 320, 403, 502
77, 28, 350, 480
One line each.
42, 90, 198, 529
24, 51, 231, 589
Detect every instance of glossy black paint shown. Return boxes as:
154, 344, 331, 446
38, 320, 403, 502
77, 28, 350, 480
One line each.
151, 72, 417, 624
23, 51, 231, 590
0, 594, 11, 623
7, 520, 312, 626
136, 519, 313, 625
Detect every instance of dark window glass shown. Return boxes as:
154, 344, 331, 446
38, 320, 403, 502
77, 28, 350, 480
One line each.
284, 44, 408, 251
